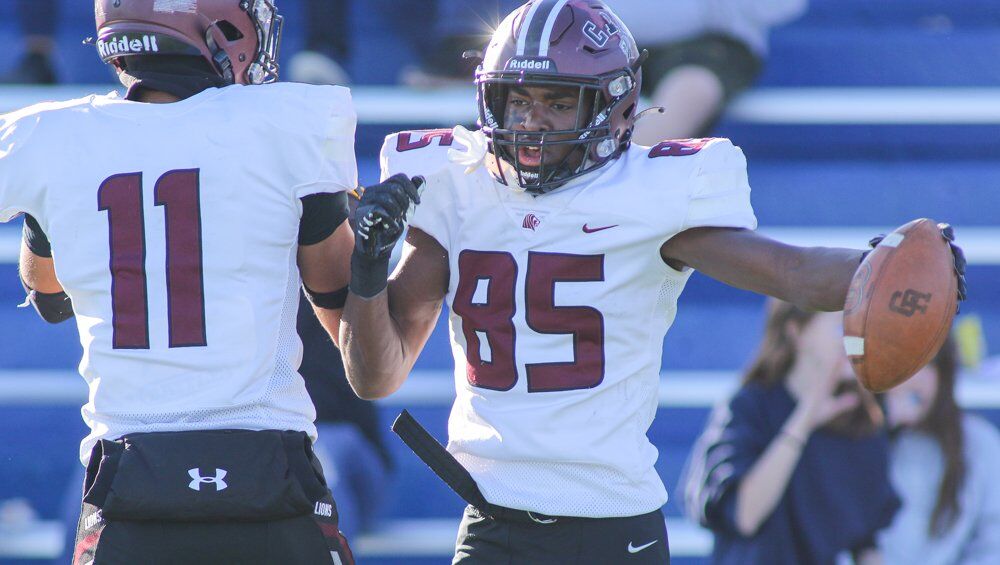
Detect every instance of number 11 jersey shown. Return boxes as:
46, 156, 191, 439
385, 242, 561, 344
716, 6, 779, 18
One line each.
0, 84, 358, 464
382, 131, 757, 517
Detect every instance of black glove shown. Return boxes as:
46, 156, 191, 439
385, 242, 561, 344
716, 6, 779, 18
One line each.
864, 223, 967, 312
938, 223, 968, 309
350, 174, 423, 298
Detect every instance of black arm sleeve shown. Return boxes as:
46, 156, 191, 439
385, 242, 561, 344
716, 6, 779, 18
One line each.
20, 277, 74, 324
22, 214, 52, 258
299, 192, 350, 246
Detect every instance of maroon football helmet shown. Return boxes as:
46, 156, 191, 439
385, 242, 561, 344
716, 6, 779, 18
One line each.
477, 0, 643, 193
94, 0, 283, 85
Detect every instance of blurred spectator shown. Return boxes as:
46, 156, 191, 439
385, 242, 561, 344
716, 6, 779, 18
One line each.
611, 0, 807, 143
402, 0, 519, 87
288, 0, 351, 85
2, 0, 58, 84
879, 338, 1000, 564
683, 300, 899, 565
297, 294, 392, 540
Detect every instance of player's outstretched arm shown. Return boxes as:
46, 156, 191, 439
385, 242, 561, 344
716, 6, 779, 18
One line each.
340, 175, 447, 399
661, 227, 863, 311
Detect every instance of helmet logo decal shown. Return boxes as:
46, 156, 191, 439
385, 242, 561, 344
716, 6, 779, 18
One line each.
583, 13, 620, 49
506, 58, 556, 72
97, 34, 160, 59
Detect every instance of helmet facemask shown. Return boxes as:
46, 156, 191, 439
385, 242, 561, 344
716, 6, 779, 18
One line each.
478, 70, 637, 194
244, 0, 284, 84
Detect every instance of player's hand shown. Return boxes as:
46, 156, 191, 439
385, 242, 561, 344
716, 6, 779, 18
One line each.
867, 223, 967, 311
937, 224, 967, 308
354, 174, 423, 259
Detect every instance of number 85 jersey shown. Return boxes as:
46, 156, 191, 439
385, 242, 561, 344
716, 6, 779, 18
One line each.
382, 131, 757, 518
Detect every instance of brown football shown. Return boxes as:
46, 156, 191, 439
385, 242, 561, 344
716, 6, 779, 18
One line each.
843, 219, 957, 393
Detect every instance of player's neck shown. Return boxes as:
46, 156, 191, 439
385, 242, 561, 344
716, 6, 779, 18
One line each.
137, 90, 182, 104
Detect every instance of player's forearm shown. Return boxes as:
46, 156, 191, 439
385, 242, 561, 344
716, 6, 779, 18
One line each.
311, 306, 343, 349
666, 229, 862, 312
340, 292, 412, 400
734, 407, 813, 536
781, 246, 862, 311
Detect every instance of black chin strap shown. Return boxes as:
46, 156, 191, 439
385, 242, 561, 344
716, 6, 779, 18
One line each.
120, 56, 230, 101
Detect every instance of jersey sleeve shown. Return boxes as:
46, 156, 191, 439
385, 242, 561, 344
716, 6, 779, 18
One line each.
289, 85, 358, 200
379, 130, 456, 250
682, 138, 757, 232
0, 110, 41, 222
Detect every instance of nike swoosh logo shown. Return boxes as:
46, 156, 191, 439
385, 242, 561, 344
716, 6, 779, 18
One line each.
582, 223, 618, 234
627, 540, 659, 554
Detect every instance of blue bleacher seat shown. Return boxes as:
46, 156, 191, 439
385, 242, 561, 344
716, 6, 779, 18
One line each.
1, 0, 999, 87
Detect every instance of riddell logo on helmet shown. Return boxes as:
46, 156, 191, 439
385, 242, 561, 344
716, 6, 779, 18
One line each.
97, 35, 160, 59
506, 58, 555, 72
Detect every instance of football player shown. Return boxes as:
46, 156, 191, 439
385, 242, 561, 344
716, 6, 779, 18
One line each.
341, 1, 967, 564
1, 1, 355, 563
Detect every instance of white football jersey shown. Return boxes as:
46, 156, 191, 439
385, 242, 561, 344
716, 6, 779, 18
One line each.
381, 131, 756, 517
0, 84, 358, 464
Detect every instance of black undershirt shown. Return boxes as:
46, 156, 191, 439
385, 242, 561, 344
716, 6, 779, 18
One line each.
299, 192, 350, 245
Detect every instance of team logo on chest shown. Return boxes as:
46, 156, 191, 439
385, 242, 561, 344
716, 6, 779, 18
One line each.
522, 213, 542, 231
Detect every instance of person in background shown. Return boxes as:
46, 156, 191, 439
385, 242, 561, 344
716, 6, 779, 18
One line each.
879, 338, 1000, 565
2, 0, 59, 84
683, 300, 899, 565
288, 0, 351, 85
611, 0, 807, 143
297, 294, 392, 541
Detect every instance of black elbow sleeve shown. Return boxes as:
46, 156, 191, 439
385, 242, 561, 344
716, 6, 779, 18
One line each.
20, 278, 75, 324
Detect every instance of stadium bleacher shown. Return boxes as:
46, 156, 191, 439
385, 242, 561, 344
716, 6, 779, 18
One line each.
0, 1, 998, 564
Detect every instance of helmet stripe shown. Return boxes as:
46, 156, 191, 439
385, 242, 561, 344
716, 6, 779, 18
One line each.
517, 0, 564, 57
537, 0, 571, 57
515, 0, 549, 56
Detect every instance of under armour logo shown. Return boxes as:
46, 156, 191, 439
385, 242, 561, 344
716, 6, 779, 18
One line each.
889, 289, 932, 317
188, 468, 228, 491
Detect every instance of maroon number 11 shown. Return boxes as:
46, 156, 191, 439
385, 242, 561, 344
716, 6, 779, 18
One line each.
98, 169, 207, 350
